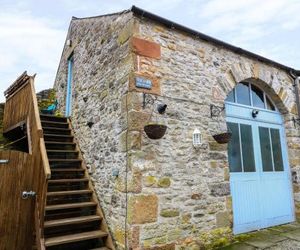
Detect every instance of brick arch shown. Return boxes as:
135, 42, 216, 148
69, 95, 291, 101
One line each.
219, 62, 296, 115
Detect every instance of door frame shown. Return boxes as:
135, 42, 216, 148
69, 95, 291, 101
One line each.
65, 54, 74, 117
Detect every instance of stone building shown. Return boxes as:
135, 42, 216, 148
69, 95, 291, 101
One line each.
54, 6, 300, 249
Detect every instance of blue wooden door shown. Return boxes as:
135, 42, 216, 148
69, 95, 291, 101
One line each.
65, 55, 73, 117
225, 83, 294, 234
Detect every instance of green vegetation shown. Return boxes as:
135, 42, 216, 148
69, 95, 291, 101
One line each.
37, 89, 62, 116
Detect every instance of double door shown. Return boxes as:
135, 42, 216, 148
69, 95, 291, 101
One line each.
226, 103, 294, 234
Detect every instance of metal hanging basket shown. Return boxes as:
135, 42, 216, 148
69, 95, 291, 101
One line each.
212, 131, 232, 144
144, 124, 167, 140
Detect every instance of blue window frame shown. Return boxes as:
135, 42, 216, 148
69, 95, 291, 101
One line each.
66, 55, 73, 117
226, 82, 275, 111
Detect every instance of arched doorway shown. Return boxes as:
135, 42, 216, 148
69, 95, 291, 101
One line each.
225, 82, 295, 234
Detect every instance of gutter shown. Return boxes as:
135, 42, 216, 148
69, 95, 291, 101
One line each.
290, 70, 300, 119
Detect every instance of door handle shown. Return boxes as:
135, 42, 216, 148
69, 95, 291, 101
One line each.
21, 191, 36, 199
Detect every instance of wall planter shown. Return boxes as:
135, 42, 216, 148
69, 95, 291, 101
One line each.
212, 132, 232, 144
144, 124, 167, 139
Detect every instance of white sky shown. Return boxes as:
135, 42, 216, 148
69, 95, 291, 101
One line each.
1, 0, 300, 102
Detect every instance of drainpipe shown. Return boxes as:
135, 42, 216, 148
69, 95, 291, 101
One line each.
290, 70, 300, 119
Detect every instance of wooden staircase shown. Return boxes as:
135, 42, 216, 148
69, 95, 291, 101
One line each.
40, 114, 114, 250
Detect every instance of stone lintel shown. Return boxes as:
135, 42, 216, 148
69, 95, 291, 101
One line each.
132, 37, 161, 59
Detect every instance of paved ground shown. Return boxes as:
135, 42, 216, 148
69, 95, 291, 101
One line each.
221, 222, 300, 249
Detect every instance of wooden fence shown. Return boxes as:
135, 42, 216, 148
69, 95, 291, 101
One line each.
1, 73, 50, 250
0, 151, 34, 250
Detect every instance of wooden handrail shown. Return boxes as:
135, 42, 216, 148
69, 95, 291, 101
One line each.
30, 76, 43, 136
2, 72, 50, 249
4, 71, 28, 98
40, 138, 51, 179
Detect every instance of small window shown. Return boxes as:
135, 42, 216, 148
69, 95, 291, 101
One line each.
226, 89, 235, 103
236, 82, 251, 106
266, 96, 275, 111
259, 127, 273, 171
228, 122, 242, 172
240, 124, 255, 172
251, 84, 265, 109
225, 82, 276, 111
270, 128, 284, 171
259, 127, 284, 172
227, 122, 255, 172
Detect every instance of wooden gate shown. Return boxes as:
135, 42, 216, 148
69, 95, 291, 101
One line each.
0, 150, 34, 250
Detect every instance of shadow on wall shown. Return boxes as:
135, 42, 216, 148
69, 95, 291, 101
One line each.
0, 103, 8, 149
0, 103, 24, 151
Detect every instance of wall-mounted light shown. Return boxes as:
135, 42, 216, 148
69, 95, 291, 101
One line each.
252, 109, 259, 118
87, 121, 94, 128
66, 39, 72, 47
157, 104, 167, 114
193, 129, 202, 148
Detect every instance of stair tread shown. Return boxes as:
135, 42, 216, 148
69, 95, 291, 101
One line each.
49, 159, 82, 161
51, 168, 85, 172
40, 114, 67, 118
45, 141, 75, 145
41, 120, 68, 124
45, 230, 107, 246
43, 126, 71, 131
47, 150, 78, 153
90, 248, 110, 250
40, 114, 66, 117
44, 215, 101, 228
48, 178, 88, 183
47, 190, 92, 196
46, 201, 97, 211
44, 133, 73, 137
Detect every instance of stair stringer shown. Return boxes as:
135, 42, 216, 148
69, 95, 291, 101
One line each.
67, 117, 116, 250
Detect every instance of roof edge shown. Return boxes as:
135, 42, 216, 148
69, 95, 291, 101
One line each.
72, 9, 131, 20
131, 5, 298, 74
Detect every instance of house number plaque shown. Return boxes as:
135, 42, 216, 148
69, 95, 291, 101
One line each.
135, 77, 152, 90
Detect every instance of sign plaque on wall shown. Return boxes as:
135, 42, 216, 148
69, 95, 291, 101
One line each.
135, 77, 152, 90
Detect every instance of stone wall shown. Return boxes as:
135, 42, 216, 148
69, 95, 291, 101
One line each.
54, 11, 134, 249
124, 16, 300, 249
54, 10, 300, 250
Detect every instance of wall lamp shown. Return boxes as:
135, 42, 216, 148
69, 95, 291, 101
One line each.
142, 93, 167, 114
157, 104, 167, 114
252, 109, 259, 118
193, 129, 202, 148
